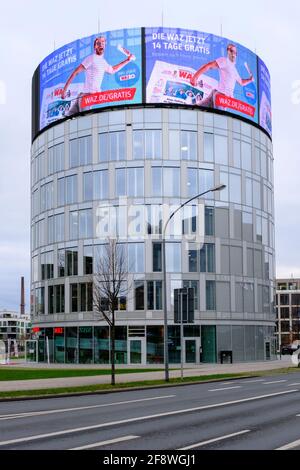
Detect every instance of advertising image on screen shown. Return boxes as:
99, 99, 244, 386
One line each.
39, 28, 142, 131
145, 27, 260, 125
258, 58, 272, 137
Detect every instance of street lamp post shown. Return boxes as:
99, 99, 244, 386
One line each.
162, 184, 226, 382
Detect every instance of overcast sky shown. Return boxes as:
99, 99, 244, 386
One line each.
0, 0, 299, 312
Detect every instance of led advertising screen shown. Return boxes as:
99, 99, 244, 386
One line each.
39, 28, 142, 131
258, 58, 272, 137
145, 27, 261, 127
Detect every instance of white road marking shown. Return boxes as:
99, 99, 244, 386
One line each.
0, 395, 175, 421
0, 390, 296, 448
243, 379, 266, 384
209, 386, 242, 392
70, 435, 139, 450
178, 430, 251, 450
276, 437, 300, 450
288, 383, 300, 387
263, 380, 287, 385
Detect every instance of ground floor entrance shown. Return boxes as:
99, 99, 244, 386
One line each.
31, 324, 276, 365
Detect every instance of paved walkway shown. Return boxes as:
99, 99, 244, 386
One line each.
0, 357, 294, 392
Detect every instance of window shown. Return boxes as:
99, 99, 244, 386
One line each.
147, 205, 162, 235
147, 281, 162, 310
204, 133, 214, 162
40, 182, 53, 211
188, 244, 215, 273
152, 167, 162, 197
135, 281, 144, 310
187, 168, 198, 197
70, 282, 93, 312
110, 131, 125, 161
166, 243, 181, 272
230, 174, 241, 204
35, 288, 45, 315
58, 249, 65, 277
83, 246, 93, 275
70, 136, 92, 167
153, 243, 162, 272
253, 181, 261, 209
57, 178, 65, 206
48, 214, 64, 244
55, 285, 65, 313
214, 135, 228, 165
183, 280, 199, 311
41, 252, 54, 280
66, 248, 78, 276
65, 175, 78, 204
133, 130, 162, 159
128, 243, 144, 273
205, 207, 214, 236
181, 131, 197, 160
48, 143, 64, 175
70, 210, 93, 239
99, 131, 125, 162
152, 167, 180, 197
83, 170, 108, 201
206, 281, 216, 310
116, 168, 126, 197
241, 141, 252, 171
94, 170, 108, 199
128, 168, 144, 197
233, 139, 241, 168
199, 169, 214, 196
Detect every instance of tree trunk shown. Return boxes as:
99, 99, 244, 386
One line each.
111, 312, 115, 386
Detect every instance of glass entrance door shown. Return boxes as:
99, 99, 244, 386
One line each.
130, 340, 142, 364
185, 340, 196, 363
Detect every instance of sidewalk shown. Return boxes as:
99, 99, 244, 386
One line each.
0, 357, 294, 392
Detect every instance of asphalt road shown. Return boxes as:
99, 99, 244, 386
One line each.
1, 372, 300, 451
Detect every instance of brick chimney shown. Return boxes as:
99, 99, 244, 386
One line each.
20, 276, 25, 316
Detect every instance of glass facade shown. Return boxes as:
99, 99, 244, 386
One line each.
31, 106, 276, 364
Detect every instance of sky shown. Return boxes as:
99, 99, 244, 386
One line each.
0, 0, 299, 311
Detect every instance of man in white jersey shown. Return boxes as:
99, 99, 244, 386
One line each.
190, 44, 254, 108
61, 36, 134, 115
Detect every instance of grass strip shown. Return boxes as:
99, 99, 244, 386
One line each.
0, 368, 161, 381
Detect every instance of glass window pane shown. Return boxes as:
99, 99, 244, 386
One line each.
169, 130, 180, 160
214, 135, 228, 165
133, 130, 144, 159
116, 168, 126, 197
152, 167, 162, 197
83, 173, 93, 201
99, 133, 108, 162
204, 133, 214, 162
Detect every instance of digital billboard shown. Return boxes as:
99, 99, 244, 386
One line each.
258, 58, 272, 136
39, 28, 142, 131
145, 27, 261, 126
33, 27, 272, 140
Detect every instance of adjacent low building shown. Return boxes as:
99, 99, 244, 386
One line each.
0, 310, 31, 341
276, 279, 300, 350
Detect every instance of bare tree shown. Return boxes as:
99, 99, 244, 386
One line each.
93, 239, 129, 385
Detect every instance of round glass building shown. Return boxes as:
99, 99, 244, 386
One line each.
31, 27, 276, 364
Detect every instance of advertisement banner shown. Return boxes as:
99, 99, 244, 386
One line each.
39, 28, 142, 131
258, 58, 272, 137
145, 27, 260, 125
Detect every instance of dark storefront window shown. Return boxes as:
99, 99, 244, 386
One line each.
147, 326, 164, 364
115, 326, 127, 364
66, 327, 78, 363
168, 326, 180, 364
79, 327, 93, 364
54, 328, 65, 363
94, 326, 109, 364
